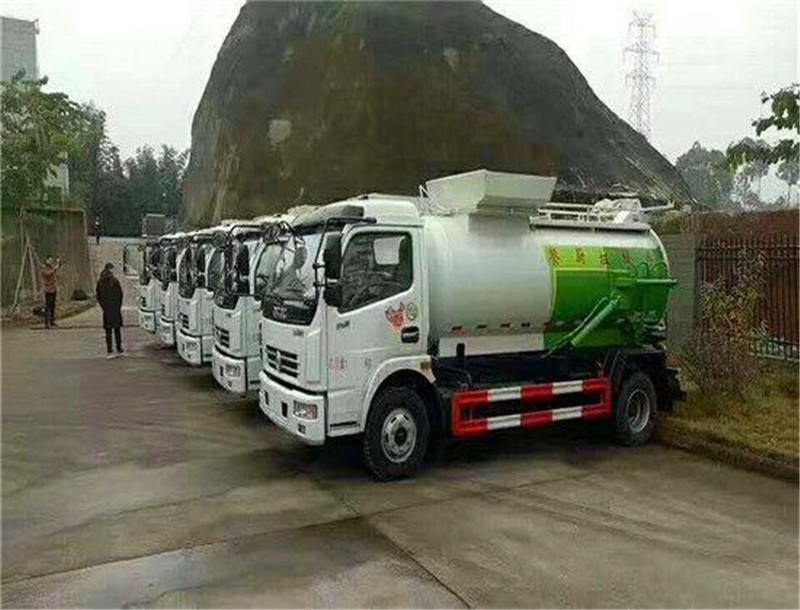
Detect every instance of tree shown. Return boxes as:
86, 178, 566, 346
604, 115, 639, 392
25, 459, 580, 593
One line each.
156, 146, 189, 220
732, 172, 764, 210
2, 73, 191, 234
1, 72, 97, 208
776, 158, 799, 204
727, 84, 799, 171
92, 141, 132, 234
675, 142, 734, 207
734, 138, 771, 202
67, 102, 107, 211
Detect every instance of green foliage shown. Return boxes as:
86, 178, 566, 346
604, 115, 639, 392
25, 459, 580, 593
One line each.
682, 256, 767, 398
2, 72, 189, 235
67, 103, 107, 210
726, 84, 799, 172
776, 158, 799, 203
675, 142, 733, 207
1, 72, 98, 208
68, 122, 189, 235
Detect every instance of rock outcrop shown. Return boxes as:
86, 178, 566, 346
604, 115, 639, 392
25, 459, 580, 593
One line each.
184, 1, 691, 225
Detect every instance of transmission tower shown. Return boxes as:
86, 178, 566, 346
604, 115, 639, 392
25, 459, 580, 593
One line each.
624, 11, 658, 141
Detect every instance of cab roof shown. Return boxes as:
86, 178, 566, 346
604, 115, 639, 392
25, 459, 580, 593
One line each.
293, 197, 421, 229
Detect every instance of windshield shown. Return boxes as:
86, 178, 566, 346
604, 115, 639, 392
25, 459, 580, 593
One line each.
214, 239, 253, 309
160, 246, 176, 291
178, 246, 193, 298
139, 246, 150, 286
146, 245, 162, 284
262, 228, 324, 325
207, 247, 223, 294
254, 242, 281, 302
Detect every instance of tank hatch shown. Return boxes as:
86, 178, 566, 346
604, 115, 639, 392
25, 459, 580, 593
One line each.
425, 169, 557, 214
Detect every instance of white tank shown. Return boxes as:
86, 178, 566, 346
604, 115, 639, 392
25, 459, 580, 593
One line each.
423, 212, 668, 347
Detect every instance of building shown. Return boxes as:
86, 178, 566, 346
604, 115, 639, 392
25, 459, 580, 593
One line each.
1, 16, 38, 81
1, 15, 69, 203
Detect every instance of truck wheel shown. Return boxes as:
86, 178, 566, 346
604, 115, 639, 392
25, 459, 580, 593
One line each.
614, 371, 657, 446
363, 386, 430, 481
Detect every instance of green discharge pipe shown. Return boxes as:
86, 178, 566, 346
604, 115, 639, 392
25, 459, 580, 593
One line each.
568, 293, 622, 348
547, 271, 677, 354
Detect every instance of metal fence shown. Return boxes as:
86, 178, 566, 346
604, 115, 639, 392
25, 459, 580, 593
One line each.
696, 234, 799, 361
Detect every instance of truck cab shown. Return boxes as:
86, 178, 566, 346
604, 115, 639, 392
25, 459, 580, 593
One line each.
158, 232, 187, 347
136, 239, 162, 334
176, 228, 226, 365
211, 219, 278, 394
258, 171, 683, 480
258, 200, 425, 449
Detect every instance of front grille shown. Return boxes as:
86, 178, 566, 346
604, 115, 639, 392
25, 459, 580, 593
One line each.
215, 325, 230, 348
180, 313, 190, 330
265, 344, 299, 378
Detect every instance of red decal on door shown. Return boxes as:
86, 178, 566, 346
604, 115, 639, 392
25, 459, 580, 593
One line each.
385, 303, 406, 328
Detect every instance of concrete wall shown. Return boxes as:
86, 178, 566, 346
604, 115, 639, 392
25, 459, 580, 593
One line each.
661, 233, 697, 352
1, 208, 93, 308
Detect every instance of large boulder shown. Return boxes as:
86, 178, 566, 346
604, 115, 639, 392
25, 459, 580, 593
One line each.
184, 0, 691, 225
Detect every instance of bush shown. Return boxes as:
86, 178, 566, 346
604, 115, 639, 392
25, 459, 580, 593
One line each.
71, 288, 88, 301
682, 255, 767, 397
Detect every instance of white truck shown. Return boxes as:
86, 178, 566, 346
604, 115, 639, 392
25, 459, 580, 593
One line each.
137, 234, 184, 335
211, 218, 281, 393
257, 170, 683, 479
136, 238, 162, 334
176, 227, 226, 365
158, 232, 188, 347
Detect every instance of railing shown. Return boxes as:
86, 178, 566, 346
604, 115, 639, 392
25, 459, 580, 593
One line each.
696, 234, 799, 361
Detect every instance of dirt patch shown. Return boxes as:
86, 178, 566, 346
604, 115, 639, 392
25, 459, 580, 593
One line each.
2, 299, 97, 328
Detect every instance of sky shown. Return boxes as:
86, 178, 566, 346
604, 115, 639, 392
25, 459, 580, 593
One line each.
2, 0, 798, 170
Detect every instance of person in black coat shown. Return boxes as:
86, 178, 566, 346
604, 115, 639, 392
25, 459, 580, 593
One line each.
96, 263, 124, 359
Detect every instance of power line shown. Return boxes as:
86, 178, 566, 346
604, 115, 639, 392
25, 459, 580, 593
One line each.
624, 11, 658, 141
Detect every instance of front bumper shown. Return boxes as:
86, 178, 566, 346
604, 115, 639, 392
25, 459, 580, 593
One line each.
140, 309, 157, 333
177, 330, 205, 366
212, 347, 250, 394
259, 370, 325, 445
159, 318, 176, 346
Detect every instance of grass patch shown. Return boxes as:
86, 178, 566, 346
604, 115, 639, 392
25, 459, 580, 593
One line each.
669, 370, 799, 465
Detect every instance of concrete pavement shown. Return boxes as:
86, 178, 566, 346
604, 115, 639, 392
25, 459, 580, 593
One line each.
2, 321, 798, 606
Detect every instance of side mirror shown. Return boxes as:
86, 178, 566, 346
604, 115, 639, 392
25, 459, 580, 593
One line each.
324, 283, 342, 307
263, 224, 281, 243
323, 234, 342, 281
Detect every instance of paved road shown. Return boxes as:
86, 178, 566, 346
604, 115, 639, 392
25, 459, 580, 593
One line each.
2, 245, 798, 608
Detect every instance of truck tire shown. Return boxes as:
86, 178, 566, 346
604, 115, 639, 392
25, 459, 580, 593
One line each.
363, 386, 430, 481
614, 371, 657, 446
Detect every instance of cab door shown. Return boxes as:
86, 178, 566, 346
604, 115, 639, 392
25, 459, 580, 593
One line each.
325, 227, 424, 430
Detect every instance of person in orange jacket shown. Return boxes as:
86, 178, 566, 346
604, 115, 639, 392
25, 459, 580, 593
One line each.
40, 256, 62, 329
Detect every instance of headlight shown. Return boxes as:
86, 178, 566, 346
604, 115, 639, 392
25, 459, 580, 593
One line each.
225, 363, 241, 377
293, 401, 318, 420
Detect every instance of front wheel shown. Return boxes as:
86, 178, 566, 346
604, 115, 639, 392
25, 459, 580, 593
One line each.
614, 371, 657, 446
363, 386, 430, 481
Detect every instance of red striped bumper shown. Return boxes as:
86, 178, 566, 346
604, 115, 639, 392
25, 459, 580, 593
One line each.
452, 378, 612, 438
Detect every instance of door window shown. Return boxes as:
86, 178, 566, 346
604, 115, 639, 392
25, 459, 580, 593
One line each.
339, 232, 412, 312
